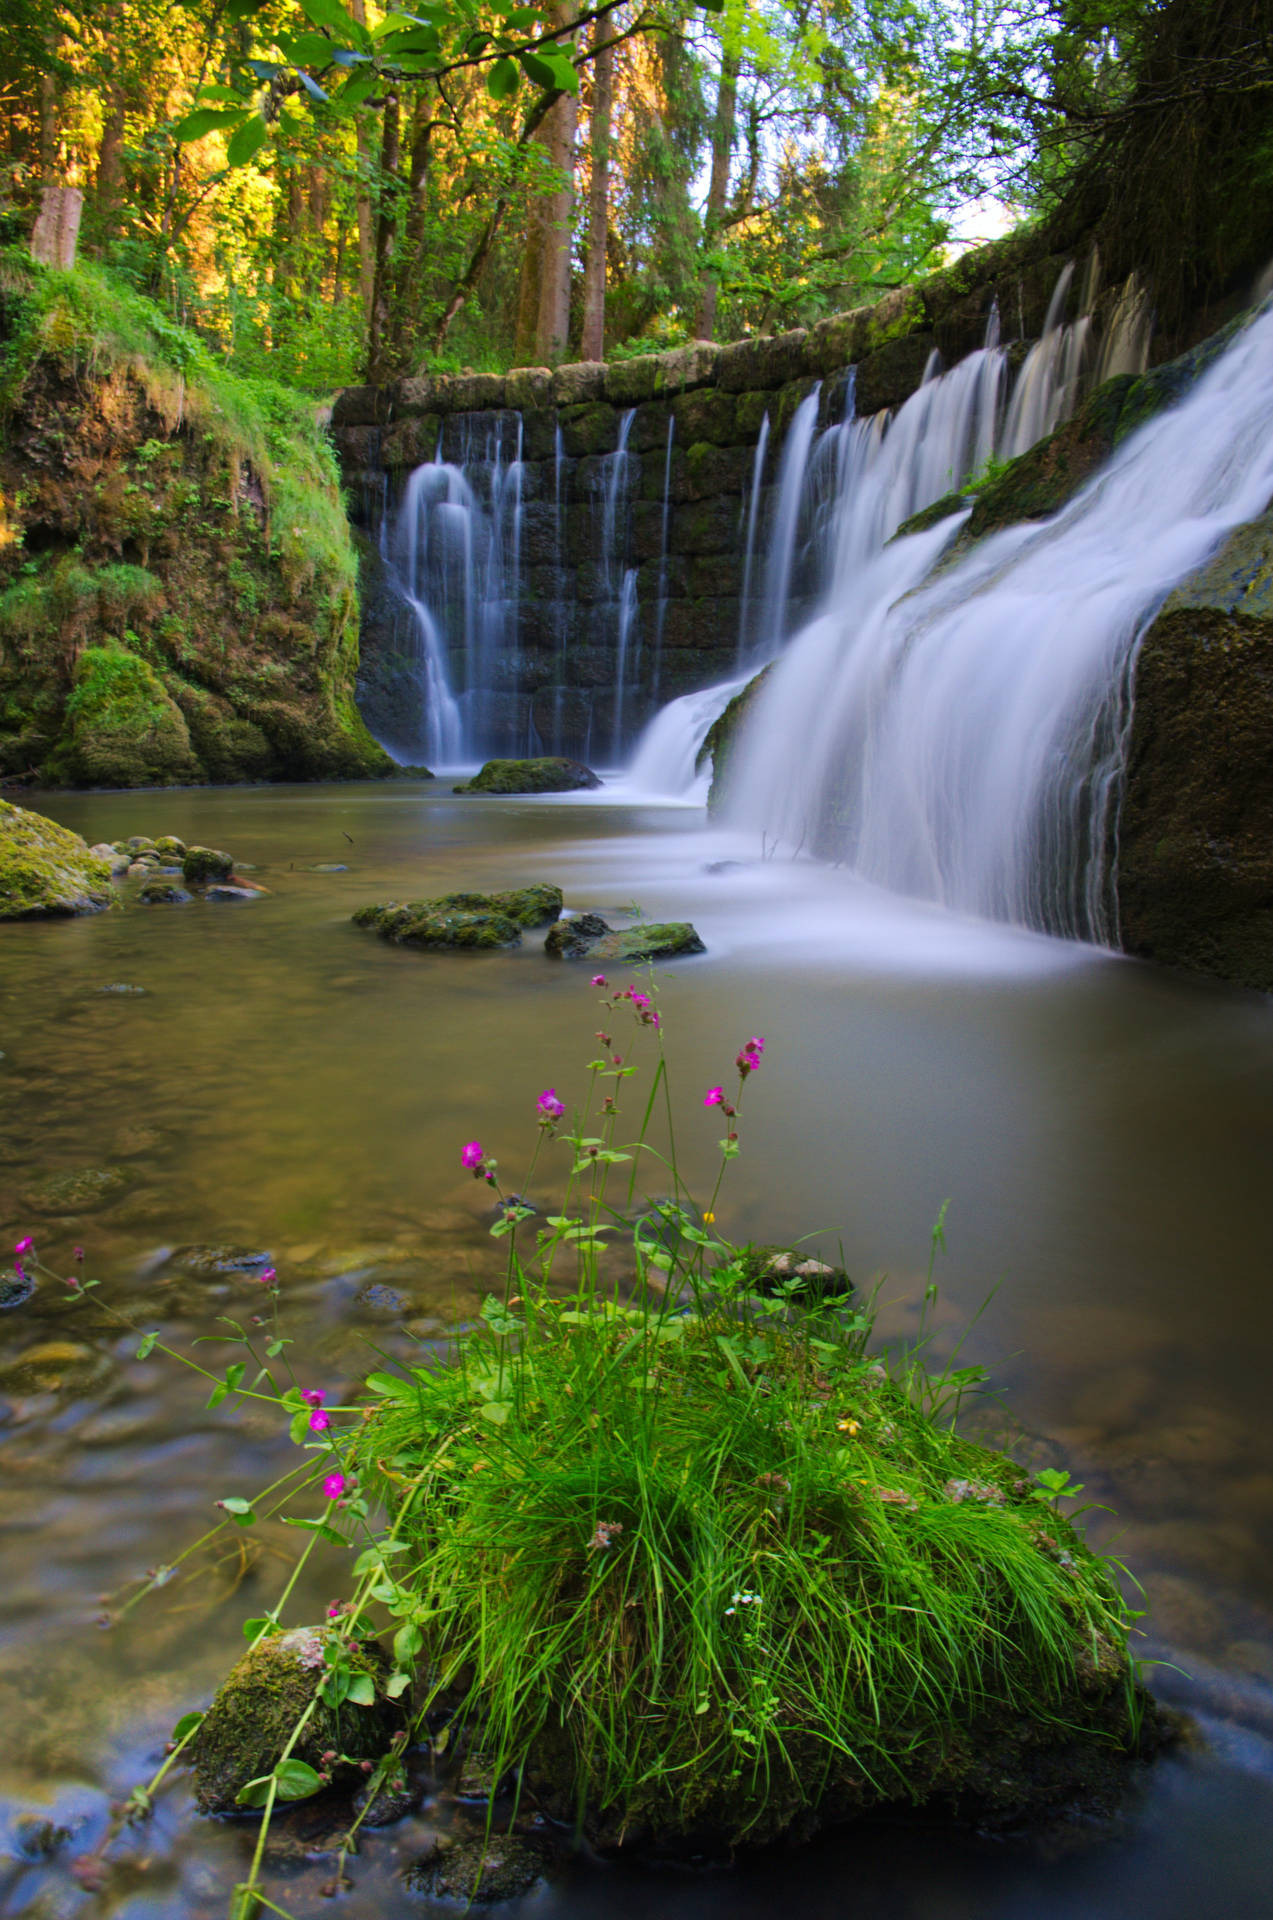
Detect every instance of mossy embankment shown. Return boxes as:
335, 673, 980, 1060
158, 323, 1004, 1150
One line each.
0, 253, 392, 787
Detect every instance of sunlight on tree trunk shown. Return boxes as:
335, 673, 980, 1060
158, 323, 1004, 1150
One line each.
695, 46, 738, 342
580, 22, 613, 363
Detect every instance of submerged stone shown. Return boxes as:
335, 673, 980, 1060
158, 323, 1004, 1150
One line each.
405, 1832, 552, 1904
172, 1245, 273, 1275
455, 757, 602, 795
191, 1627, 404, 1815
0, 1269, 37, 1310
0, 801, 114, 919
204, 882, 266, 902
21, 1166, 131, 1213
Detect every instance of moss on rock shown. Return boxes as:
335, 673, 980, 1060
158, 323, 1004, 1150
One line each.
0, 800, 114, 918
21, 1165, 131, 1213
456, 757, 601, 795
191, 1627, 403, 1815
549, 919, 705, 963
182, 846, 234, 885
354, 884, 563, 951
0, 257, 394, 789
699, 668, 771, 817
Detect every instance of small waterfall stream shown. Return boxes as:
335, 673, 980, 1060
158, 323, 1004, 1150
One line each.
726, 303, 1273, 941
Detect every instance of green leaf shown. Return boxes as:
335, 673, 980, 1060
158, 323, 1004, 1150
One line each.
198, 85, 249, 103
365, 1370, 412, 1398
220, 1496, 256, 1526
385, 1670, 412, 1699
273, 1758, 323, 1801
393, 1621, 424, 1665
228, 0, 271, 17
479, 1400, 510, 1424
300, 0, 356, 34
227, 114, 269, 165
172, 1711, 205, 1741
346, 1672, 376, 1706
290, 1408, 313, 1444
174, 107, 248, 142
235, 1774, 274, 1809
242, 1615, 278, 1639
321, 1668, 350, 1707
487, 56, 520, 100
281, 1517, 347, 1545
135, 1332, 158, 1359
518, 50, 557, 87
277, 31, 340, 64
499, 6, 541, 26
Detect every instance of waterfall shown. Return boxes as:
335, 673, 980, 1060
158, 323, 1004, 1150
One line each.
628, 674, 752, 798
738, 413, 771, 658
748, 390, 821, 662
651, 415, 676, 700
726, 303, 1273, 942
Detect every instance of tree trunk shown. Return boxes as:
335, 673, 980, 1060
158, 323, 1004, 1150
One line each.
367, 91, 402, 382
386, 96, 434, 368
579, 24, 613, 362
350, 0, 376, 321
94, 83, 128, 243
533, 76, 577, 363
694, 48, 740, 342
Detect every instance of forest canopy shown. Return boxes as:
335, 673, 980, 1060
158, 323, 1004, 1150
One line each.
2, 0, 1271, 389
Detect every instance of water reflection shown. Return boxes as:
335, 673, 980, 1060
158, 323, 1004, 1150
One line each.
1, 781, 1271, 1917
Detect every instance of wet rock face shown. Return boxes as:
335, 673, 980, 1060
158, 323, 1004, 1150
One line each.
0, 801, 114, 919
1117, 509, 1273, 991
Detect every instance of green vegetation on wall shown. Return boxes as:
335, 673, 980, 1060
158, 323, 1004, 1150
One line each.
0, 252, 391, 787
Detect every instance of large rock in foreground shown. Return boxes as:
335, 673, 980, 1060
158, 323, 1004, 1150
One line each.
456, 758, 602, 795
354, 885, 563, 950
192, 1627, 403, 1814
546, 915, 705, 962
0, 801, 114, 919
1118, 509, 1273, 990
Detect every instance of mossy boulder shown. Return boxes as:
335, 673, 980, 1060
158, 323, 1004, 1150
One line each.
0, 801, 114, 919
182, 845, 234, 885
152, 835, 186, 859
547, 918, 705, 963
354, 884, 563, 951
191, 1627, 404, 1815
455, 758, 602, 795
21, 1166, 131, 1213
48, 644, 201, 787
138, 879, 192, 904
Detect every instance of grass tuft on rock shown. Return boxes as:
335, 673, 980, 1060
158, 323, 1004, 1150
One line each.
353, 1281, 1146, 1847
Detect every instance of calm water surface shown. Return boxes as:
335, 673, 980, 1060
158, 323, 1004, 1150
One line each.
2, 780, 1271, 1918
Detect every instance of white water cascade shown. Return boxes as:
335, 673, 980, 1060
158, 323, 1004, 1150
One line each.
727, 302, 1273, 942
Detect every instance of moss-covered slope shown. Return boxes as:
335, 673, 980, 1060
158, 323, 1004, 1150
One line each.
0, 254, 392, 787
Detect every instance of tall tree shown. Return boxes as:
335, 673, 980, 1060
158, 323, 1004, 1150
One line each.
694, 38, 738, 340
579, 15, 613, 360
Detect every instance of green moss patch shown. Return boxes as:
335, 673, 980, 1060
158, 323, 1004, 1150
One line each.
353, 884, 564, 951
0, 253, 393, 788
0, 799, 114, 918
456, 758, 602, 795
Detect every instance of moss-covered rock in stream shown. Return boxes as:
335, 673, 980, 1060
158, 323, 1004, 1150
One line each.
191, 1627, 404, 1815
546, 916, 706, 962
0, 256, 392, 788
0, 800, 114, 918
138, 879, 191, 904
20, 1165, 131, 1213
455, 757, 602, 794
354, 884, 563, 951
181, 845, 234, 885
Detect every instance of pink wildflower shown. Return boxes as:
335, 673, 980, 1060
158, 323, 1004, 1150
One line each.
590, 974, 607, 987
322, 1472, 347, 1501
309, 1409, 332, 1433
73, 1246, 84, 1263
631, 992, 651, 1012
537, 1088, 566, 1122
461, 1140, 484, 1170
326, 1603, 341, 1619
301, 1389, 325, 1408
704, 1087, 725, 1107
258, 1266, 277, 1286
14, 1237, 33, 1259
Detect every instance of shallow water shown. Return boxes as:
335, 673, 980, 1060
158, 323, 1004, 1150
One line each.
2, 780, 1272, 1918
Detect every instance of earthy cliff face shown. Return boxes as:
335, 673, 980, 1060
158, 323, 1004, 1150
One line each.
1118, 514, 1273, 991
0, 259, 392, 788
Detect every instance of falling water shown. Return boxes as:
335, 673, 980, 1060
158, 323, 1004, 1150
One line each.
738, 413, 771, 658
726, 303, 1273, 942
747, 390, 822, 662
627, 674, 752, 798
651, 415, 677, 702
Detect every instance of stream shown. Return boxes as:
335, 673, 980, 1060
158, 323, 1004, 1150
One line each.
2, 778, 1272, 1918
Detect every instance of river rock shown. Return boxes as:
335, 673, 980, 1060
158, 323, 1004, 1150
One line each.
181, 845, 234, 885
21, 1166, 131, 1213
191, 1627, 404, 1814
353, 885, 563, 951
455, 757, 602, 794
0, 1268, 37, 1309
548, 919, 706, 962
543, 912, 613, 957
90, 841, 131, 874
204, 882, 265, 902
0, 801, 114, 919
171, 1244, 273, 1275
152, 835, 186, 858
405, 1831, 553, 1904
138, 879, 192, 904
